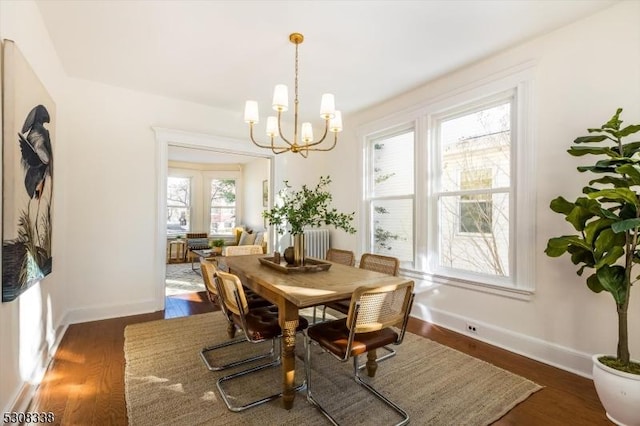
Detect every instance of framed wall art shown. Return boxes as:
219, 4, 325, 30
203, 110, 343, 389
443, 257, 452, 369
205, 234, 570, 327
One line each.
2, 39, 56, 302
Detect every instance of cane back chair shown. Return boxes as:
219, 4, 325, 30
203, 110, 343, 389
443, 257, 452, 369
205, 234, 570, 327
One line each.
305, 280, 415, 425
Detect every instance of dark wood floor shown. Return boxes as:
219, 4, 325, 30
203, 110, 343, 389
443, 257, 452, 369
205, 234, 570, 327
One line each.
27, 291, 610, 425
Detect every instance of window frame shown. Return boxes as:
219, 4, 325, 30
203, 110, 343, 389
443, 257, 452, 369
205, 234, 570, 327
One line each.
363, 125, 417, 269
166, 175, 193, 237
359, 65, 536, 295
204, 171, 242, 238
431, 91, 515, 286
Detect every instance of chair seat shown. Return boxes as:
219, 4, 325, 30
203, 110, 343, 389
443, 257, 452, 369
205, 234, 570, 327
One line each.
232, 306, 309, 341
324, 299, 350, 314
245, 291, 272, 309
308, 318, 398, 358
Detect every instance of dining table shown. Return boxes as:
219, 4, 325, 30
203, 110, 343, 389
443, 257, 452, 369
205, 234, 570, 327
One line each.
218, 253, 413, 410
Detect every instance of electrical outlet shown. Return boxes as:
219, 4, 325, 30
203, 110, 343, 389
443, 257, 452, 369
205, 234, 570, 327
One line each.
466, 323, 478, 334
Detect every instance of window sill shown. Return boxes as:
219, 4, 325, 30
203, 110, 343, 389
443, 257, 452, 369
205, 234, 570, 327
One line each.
399, 268, 534, 301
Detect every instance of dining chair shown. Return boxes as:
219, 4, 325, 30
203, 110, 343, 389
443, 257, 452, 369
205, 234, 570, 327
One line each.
199, 259, 273, 372
312, 248, 356, 323
215, 269, 309, 412
324, 253, 401, 370
304, 281, 415, 426
224, 244, 264, 256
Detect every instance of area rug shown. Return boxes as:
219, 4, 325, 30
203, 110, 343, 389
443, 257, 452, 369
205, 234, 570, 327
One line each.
165, 262, 204, 296
124, 313, 541, 425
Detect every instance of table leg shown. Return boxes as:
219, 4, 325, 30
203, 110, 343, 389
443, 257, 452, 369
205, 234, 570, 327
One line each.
366, 349, 378, 377
279, 300, 299, 409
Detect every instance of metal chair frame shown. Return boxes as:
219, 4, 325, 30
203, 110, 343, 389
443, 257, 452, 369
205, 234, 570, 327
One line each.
215, 270, 306, 412
199, 260, 276, 372
304, 283, 414, 426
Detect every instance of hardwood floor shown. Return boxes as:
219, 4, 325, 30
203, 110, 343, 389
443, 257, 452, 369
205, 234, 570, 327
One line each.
27, 291, 609, 425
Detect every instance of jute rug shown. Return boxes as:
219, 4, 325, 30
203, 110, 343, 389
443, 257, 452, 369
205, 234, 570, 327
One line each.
124, 313, 541, 425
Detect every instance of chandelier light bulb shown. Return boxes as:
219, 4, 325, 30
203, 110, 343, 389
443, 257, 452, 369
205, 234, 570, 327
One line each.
301, 122, 314, 143
266, 116, 278, 137
272, 84, 289, 112
244, 100, 259, 124
320, 94, 336, 119
329, 111, 343, 133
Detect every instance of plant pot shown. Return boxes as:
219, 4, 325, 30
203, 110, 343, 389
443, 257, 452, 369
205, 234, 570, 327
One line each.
592, 354, 640, 426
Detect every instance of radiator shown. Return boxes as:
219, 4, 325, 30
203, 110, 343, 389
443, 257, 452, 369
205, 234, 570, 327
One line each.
293, 229, 330, 259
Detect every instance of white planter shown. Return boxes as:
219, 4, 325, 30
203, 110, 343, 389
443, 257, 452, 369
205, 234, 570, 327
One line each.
592, 354, 640, 426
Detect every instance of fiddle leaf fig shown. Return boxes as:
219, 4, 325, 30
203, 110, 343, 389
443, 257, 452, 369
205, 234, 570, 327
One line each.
546, 108, 639, 369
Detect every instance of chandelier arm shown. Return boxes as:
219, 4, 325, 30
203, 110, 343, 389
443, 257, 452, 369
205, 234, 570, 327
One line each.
303, 119, 330, 148
249, 123, 291, 151
305, 132, 338, 152
276, 111, 294, 146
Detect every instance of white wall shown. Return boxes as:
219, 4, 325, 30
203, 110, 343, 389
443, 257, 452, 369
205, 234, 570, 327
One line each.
0, 0, 71, 413
242, 157, 269, 231
329, 1, 640, 377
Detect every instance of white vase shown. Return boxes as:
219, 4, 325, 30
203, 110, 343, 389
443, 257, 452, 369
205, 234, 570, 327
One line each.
592, 354, 640, 426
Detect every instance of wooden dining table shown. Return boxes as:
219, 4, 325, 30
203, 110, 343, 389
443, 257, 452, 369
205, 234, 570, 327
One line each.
218, 253, 413, 410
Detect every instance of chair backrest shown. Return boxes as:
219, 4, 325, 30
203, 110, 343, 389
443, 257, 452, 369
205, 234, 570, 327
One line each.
216, 270, 250, 317
224, 245, 263, 256
359, 253, 399, 276
346, 281, 414, 336
200, 259, 218, 299
325, 248, 355, 266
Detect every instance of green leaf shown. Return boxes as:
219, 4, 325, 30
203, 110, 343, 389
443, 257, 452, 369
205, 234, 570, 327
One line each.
588, 176, 629, 188
622, 141, 640, 157
549, 197, 575, 215
567, 146, 619, 157
584, 218, 615, 245
611, 218, 640, 233
545, 236, 591, 257
588, 188, 639, 208
573, 135, 609, 144
595, 264, 627, 304
586, 273, 605, 293
615, 164, 640, 185
602, 108, 623, 131
619, 125, 640, 138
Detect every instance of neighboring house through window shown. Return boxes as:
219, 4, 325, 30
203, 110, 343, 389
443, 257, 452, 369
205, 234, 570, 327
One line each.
361, 66, 535, 293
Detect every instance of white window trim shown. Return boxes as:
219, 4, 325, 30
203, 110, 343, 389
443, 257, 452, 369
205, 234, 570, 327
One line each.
358, 64, 536, 296
363, 125, 417, 269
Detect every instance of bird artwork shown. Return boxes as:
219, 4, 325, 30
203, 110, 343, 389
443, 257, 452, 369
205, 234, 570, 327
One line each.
2, 104, 54, 302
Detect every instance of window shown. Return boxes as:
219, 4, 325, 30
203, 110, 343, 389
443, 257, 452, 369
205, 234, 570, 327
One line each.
365, 129, 415, 266
167, 176, 191, 236
210, 179, 236, 235
361, 71, 534, 292
436, 99, 512, 278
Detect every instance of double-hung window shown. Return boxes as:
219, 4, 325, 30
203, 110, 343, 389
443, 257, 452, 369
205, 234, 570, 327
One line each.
167, 176, 191, 237
365, 128, 415, 268
209, 179, 236, 235
361, 69, 534, 293
434, 96, 513, 281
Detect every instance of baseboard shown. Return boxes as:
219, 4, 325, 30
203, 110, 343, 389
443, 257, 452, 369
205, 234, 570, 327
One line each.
63, 298, 161, 325
4, 322, 68, 417
413, 304, 594, 379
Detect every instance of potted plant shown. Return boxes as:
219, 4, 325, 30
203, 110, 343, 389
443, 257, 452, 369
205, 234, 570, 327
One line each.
545, 108, 640, 425
209, 239, 225, 255
262, 176, 356, 265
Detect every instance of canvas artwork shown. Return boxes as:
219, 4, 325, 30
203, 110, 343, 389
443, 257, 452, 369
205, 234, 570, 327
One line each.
2, 39, 55, 302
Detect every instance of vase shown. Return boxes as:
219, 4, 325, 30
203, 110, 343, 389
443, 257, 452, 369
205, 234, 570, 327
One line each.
293, 233, 305, 266
283, 246, 295, 265
592, 354, 640, 426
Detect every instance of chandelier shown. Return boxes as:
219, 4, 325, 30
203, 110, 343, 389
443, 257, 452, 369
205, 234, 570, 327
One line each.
243, 33, 342, 158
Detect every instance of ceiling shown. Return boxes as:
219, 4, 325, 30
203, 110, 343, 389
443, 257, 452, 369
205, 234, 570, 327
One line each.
36, 0, 616, 121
